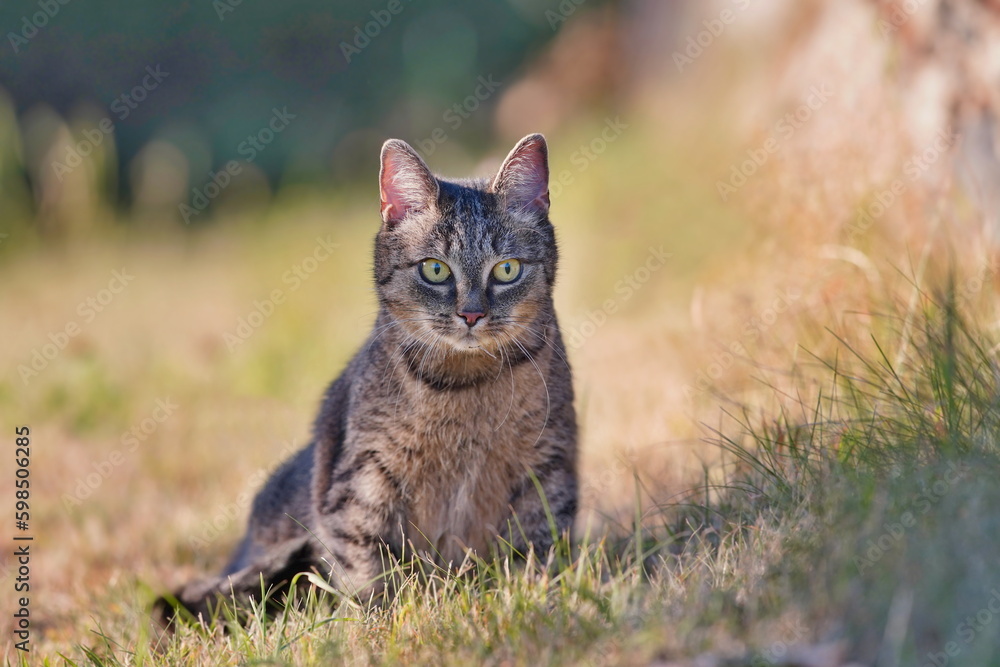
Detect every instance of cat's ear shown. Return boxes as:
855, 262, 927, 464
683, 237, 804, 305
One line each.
379, 139, 439, 226
491, 133, 550, 218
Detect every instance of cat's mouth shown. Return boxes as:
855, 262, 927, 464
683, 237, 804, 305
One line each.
453, 329, 489, 352
446, 325, 502, 355
406, 316, 510, 356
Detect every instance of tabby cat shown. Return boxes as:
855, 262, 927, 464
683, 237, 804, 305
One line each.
161, 134, 577, 623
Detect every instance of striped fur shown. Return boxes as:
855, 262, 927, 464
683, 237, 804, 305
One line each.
161, 134, 577, 623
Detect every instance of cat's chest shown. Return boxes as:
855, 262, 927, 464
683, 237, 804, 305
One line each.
399, 379, 544, 486
387, 371, 549, 557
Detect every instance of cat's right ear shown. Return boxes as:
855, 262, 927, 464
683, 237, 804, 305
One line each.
379, 139, 439, 227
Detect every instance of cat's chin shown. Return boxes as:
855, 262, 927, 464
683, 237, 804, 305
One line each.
442, 329, 503, 357
449, 336, 491, 354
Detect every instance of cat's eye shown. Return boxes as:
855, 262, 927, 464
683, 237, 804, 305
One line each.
492, 259, 522, 283
419, 259, 452, 284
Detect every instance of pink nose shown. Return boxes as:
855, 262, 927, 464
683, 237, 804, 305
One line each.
459, 311, 485, 326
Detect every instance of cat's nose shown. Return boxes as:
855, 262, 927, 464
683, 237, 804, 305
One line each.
458, 311, 486, 327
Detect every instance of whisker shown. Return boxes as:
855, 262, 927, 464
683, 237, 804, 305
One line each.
390, 328, 440, 418
380, 323, 435, 385
367, 317, 438, 352
493, 346, 517, 432
415, 331, 442, 391
511, 338, 551, 449
501, 321, 573, 370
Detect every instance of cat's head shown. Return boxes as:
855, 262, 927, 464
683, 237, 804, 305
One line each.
373, 134, 558, 370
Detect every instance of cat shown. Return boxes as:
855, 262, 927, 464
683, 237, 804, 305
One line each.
158, 134, 577, 624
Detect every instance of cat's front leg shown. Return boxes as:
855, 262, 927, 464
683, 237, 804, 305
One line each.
313, 446, 405, 602
505, 447, 578, 558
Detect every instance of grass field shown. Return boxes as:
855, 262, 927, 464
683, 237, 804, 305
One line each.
4, 28, 1000, 664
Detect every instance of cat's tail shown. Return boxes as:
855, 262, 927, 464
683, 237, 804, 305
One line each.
151, 537, 317, 633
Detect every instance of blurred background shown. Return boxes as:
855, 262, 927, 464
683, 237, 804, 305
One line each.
1, 0, 992, 236
0, 0, 627, 232
2, 0, 1000, 655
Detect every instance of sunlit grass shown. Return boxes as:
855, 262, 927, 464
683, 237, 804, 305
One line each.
2, 76, 1000, 664
12, 249, 1000, 665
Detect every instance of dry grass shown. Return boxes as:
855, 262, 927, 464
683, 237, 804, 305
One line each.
4, 1, 1000, 664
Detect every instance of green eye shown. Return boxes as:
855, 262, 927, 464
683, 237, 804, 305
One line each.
492, 259, 522, 283
420, 259, 452, 284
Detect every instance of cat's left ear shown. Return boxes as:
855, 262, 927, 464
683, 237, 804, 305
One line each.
491, 133, 550, 218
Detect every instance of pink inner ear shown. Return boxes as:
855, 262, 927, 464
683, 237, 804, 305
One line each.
495, 136, 550, 216
379, 193, 398, 223
379, 155, 414, 225
513, 154, 549, 209
379, 143, 437, 225
379, 166, 408, 224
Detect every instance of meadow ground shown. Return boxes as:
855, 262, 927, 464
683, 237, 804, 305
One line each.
3, 73, 1000, 666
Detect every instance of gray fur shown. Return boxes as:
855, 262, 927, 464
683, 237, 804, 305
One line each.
158, 134, 577, 624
